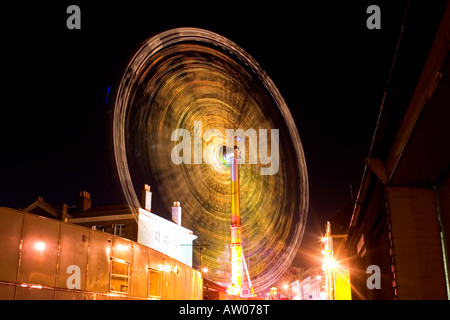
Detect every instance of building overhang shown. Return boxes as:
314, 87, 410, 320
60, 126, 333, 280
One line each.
350, 2, 450, 229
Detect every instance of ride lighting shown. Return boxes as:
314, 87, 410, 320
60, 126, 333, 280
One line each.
269, 287, 278, 296
221, 146, 236, 165
227, 283, 241, 296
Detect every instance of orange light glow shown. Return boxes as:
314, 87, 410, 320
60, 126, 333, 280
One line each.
116, 244, 129, 251
34, 241, 45, 251
164, 265, 172, 273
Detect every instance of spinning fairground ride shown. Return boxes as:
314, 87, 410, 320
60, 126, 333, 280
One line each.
113, 28, 308, 296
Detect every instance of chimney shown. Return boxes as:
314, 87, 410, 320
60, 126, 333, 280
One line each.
172, 201, 182, 226
58, 203, 68, 222
141, 184, 152, 212
77, 191, 91, 211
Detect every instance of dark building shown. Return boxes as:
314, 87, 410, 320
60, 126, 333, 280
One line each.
68, 191, 138, 241
23, 191, 138, 242
23, 196, 69, 222
347, 2, 450, 299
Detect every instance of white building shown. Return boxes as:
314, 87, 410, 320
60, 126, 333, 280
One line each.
291, 274, 326, 300
137, 204, 197, 267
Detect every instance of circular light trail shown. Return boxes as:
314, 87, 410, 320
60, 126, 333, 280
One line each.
113, 27, 308, 293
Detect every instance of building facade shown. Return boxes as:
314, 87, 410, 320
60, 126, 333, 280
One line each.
290, 267, 325, 300
347, 2, 450, 300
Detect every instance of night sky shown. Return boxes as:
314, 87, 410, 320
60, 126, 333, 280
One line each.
2, 1, 413, 269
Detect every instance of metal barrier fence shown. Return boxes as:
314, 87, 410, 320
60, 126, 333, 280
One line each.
0, 207, 202, 300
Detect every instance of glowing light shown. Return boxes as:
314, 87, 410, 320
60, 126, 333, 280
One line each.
270, 287, 278, 297
157, 264, 164, 271
116, 244, 129, 251
112, 27, 309, 293
227, 283, 241, 296
282, 283, 289, 290
164, 265, 172, 273
173, 266, 181, 275
30, 285, 42, 289
328, 259, 338, 269
323, 258, 338, 269
222, 148, 235, 163
201, 267, 209, 274
34, 241, 45, 251
105, 85, 110, 108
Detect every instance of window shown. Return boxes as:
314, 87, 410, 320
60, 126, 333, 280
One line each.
148, 268, 162, 298
110, 258, 130, 293
92, 225, 105, 232
113, 224, 126, 237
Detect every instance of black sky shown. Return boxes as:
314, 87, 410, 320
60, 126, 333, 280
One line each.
2, 1, 414, 268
